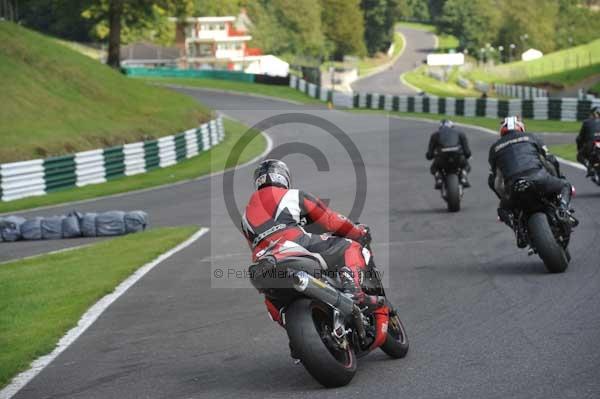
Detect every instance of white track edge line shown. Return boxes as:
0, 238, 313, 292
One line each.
0, 227, 210, 399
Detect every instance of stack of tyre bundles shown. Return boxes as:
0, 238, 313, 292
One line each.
0, 210, 148, 242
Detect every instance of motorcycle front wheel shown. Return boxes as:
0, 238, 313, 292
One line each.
528, 212, 569, 273
380, 309, 409, 358
285, 298, 357, 388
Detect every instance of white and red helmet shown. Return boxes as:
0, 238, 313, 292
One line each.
500, 116, 525, 136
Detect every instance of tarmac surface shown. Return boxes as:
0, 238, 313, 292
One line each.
351, 27, 436, 95
7, 90, 600, 399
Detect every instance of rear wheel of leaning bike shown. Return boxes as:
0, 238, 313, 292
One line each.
528, 212, 569, 273
445, 173, 461, 212
285, 299, 357, 388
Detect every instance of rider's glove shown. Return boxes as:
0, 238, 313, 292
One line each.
356, 224, 372, 247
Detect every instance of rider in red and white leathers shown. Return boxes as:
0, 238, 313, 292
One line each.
241, 159, 371, 303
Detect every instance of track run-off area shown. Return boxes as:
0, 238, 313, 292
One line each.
6, 90, 600, 399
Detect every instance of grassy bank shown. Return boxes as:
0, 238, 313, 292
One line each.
358, 32, 405, 76
466, 39, 600, 86
0, 226, 199, 389
141, 77, 324, 105
0, 22, 209, 163
349, 108, 580, 134
0, 118, 266, 214
396, 21, 459, 52
403, 66, 480, 97
549, 143, 577, 162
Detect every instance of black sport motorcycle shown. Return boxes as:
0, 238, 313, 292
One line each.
437, 148, 466, 212
586, 140, 600, 185
504, 178, 578, 273
248, 237, 408, 388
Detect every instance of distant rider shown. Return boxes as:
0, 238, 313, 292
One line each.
488, 116, 573, 247
426, 119, 472, 189
576, 106, 600, 176
242, 159, 372, 306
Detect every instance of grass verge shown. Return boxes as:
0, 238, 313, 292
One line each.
0, 22, 209, 163
403, 66, 480, 97
139, 77, 324, 105
0, 118, 266, 214
357, 33, 405, 76
348, 108, 580, 134
549, 143, 577, 162
0, 226, 199, 389
396, 21, 459, 52
465, 39, 600, 85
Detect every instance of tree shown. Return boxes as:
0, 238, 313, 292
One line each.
320, 0, 366, 60
496, 0, 558, 54
16, 0, 95, 41
361, 0, 396, 56
82, 0, 193, 69
437, 0, 500, 54
554, 0, 600, 49
269, 0, 326, 58
193, 0, 241, 16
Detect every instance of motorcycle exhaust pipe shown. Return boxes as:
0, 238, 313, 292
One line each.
292, 271, 355, 316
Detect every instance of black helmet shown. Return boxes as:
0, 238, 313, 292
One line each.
440, 119, 454, 128
591, 106, 600, 118
253, 159, 291, 190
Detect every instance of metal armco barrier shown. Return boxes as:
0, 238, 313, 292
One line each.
494, 83, 548, 99
0, 116, 225, 202
289, 77, 600, 122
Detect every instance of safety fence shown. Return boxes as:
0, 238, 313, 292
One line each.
0, 116, 225, 202
124, 67, 290, 86
289, 77, 600, 122
494, 83, 548, 99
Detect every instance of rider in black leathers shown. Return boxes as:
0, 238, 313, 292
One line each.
488, 116, 573, 247
576, 106, 600, 176
426, 120, 472, 189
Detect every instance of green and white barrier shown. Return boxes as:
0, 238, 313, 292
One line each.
0, 116, 225, 202
290, 77, 600, 122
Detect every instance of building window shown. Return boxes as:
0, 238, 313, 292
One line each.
187, 43, 197, 57
199, 44, 212, 56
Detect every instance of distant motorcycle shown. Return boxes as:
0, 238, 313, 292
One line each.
249, 235, 408, 388
436, 147, 466, 212
505, 178, 578, 273
586, 140, 600, 185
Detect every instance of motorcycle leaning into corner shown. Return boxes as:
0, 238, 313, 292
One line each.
501, 178, 578, 273
248, 231, 409, 388
585, 140, 600, 185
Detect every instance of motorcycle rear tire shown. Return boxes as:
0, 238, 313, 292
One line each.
286, 298, 357, 388
445, 173, 461, 212
527, 212, 569, 273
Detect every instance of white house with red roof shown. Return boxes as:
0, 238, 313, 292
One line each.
174, 14, 261, 70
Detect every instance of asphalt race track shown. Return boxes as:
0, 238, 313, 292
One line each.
351, 27, 436, 95
8, 90, 600, 399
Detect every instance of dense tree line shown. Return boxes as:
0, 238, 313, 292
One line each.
10, 0, 402, 66
11, 0, 597, 66
400, 0, 600, 58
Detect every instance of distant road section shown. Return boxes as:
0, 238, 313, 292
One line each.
352, 27, 437, 95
